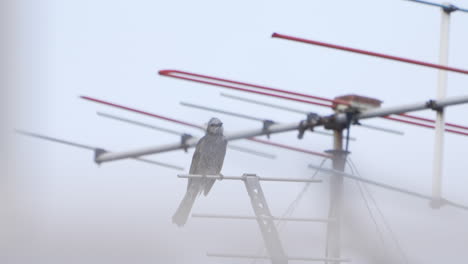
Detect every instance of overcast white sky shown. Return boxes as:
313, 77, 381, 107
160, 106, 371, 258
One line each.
4, 0, 468, 263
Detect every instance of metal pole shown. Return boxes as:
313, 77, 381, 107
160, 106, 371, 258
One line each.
325, 129, 347, 264
432, 6, 451, 208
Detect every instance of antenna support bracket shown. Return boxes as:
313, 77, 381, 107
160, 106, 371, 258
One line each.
262, 120, 276, 139
443, 4, 458, 14
94, 148, 107, 165
298, 113, 321, 139
181, 133, 193, 153
426, 100, 443, 111
243, 174, 288, 264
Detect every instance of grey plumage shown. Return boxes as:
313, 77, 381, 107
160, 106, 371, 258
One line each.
172, 118, 228, 227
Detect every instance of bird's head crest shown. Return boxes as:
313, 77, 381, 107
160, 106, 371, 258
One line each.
206, 117, 223, 135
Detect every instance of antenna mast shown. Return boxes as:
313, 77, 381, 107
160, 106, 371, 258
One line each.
405, 0, 468, 207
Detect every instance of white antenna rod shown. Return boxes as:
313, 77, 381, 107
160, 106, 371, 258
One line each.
191, 213, 333, 223
180, 100, 350, 139
97, 112, 277, 159
177, 173, 322, 183
308, 164, 468, 211
92, 94, 468, 163
16, 130, 184, 171
406, 0, 468, 208
220, 93, 404, 135
206, 253, 352, 262
432, 2, 452, 208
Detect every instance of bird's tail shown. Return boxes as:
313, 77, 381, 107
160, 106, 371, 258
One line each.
172, 188, 198, 227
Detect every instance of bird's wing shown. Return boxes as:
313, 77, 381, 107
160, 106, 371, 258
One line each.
189, 137, 205, 174
187, 137, 205, 191
212, 136, 228, 173
203, 137, 228, 195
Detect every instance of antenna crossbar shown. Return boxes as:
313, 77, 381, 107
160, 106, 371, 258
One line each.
221, 92, 404, 136
192, 213, 333, 223
82, 96, 332, 162
405, 0, 468, 13
97, 112, 277, 159
82, 94, 468, 163
178, 174, 322, 183
180, 100, 352, 140
355, 94, 468, 119
206, 253, 352, 262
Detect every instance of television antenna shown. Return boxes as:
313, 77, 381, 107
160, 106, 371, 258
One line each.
16, 1, 468, 263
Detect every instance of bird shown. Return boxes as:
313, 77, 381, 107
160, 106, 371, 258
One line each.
172, 117, 228, 227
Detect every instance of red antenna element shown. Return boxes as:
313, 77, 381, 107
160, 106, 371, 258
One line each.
398, 113, 468, 131
159, 70, 345, 108
157, 71, 468, 135
272, 33, 468, 75
382, 116, 468, 136
159, 70, 468, 134
81, 96, 332, 158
